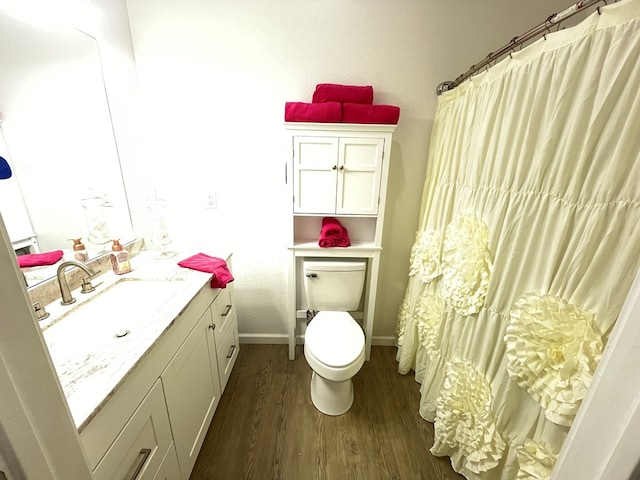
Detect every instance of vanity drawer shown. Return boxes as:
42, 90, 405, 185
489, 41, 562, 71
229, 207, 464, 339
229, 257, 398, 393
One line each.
216, 316, 239, 391
211, 286, 235, 343
92, 379, 172, 480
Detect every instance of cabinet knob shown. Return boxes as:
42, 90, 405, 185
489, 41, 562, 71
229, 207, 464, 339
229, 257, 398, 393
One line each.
332, 165, 337, 170
209, 324, 216, 331
339, 165, 344, 171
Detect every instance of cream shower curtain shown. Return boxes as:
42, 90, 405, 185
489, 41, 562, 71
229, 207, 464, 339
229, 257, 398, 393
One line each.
396, 2, 640, 479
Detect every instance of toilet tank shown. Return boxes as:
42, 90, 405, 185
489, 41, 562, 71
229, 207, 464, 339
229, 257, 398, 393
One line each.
303, 259, 366, 311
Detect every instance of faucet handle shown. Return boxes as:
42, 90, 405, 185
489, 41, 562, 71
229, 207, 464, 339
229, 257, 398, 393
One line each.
81, 276, 98, 294
81, 268, 103, 294
33, 302, 50, 321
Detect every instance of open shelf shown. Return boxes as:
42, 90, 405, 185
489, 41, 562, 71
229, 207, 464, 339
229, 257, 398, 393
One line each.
293, 216, 379, 247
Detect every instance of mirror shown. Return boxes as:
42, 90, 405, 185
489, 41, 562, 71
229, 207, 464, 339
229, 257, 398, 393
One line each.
0, 9, 134, 285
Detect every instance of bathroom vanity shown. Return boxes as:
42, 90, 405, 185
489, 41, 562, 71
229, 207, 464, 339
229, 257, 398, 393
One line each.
285, 123, 396, 361
38, 252, 239, 480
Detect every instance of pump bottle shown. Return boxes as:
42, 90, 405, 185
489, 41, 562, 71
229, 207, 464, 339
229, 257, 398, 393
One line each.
110, 239, 132, 274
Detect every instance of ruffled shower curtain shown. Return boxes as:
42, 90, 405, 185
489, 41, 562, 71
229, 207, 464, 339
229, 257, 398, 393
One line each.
396, 2, 640, 479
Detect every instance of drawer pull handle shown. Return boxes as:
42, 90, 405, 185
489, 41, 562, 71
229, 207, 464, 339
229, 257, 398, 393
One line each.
129, 448, 152, 480
226, 345, 236, 359
221, 305, 232, 317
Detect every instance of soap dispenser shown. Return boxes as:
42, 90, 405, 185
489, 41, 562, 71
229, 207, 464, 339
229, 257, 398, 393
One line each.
71, 238, 88, 262
110, 239, 132, 275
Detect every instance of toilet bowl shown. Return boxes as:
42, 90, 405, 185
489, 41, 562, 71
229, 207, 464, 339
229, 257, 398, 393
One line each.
304, 310, 365, 415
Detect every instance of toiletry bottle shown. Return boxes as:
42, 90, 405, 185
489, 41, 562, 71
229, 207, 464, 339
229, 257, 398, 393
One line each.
110, 239, 132, 275
71, 238, 88, 262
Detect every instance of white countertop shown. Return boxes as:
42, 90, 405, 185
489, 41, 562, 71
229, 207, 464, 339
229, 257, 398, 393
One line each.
40, 250, 229, 432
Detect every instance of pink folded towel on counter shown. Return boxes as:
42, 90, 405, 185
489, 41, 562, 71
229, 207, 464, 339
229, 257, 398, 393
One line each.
284, 102, 342, 123
178, 253, 234, 289
17, 250, 64, 268
342, 103, 400, 124
312, 83, 374, 105
319, 217, 351, 248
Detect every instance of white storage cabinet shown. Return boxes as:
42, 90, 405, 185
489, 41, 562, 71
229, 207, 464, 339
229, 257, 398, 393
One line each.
285, 123, 396, 361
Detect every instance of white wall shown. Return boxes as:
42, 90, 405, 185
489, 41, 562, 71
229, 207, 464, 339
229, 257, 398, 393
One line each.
119, 0, 573, 340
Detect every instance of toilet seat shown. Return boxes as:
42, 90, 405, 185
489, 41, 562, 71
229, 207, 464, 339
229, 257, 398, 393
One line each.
304, 311, 366, 414
305, 311, 365, 367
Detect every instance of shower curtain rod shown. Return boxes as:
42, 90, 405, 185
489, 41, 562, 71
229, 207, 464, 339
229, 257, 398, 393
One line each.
436, 0, 609, 95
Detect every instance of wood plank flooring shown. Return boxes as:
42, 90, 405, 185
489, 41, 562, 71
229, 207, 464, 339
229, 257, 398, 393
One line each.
190, 344, 463, 480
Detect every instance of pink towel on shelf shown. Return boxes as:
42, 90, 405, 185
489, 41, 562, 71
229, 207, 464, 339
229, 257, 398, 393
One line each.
342, 103, 400, 124
320, 217, 343, 237
17, 250, 64, 268
318, 217, 351, 248
284, 101, 342, 123
178, 253, 234, 289
312, 83, 374, 105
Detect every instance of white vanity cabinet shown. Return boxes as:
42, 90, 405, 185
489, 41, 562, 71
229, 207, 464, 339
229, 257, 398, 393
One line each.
78, 257, 239, 480
292, 136, 384, 215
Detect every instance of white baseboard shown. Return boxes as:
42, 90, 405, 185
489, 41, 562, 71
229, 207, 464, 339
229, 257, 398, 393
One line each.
238, 333, 289, 344
239, 333, 397, 347
372, 336, 397, 346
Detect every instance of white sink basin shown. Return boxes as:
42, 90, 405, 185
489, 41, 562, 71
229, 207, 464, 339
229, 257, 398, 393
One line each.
42, 276, 186, 366
44, 277, 183, 337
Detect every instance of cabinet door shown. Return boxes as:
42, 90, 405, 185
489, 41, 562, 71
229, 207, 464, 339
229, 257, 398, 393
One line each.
336, 137, 384, 215
161, 309, 221, 480
152, 442, 181, 480
293, 136, 338, 214
91, 380, 172, 480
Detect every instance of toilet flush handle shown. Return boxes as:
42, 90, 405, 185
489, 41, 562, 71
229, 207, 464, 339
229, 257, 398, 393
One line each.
305, 273, 318, 278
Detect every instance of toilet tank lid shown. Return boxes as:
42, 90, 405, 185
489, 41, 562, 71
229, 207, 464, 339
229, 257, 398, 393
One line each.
303, 260, 366, 272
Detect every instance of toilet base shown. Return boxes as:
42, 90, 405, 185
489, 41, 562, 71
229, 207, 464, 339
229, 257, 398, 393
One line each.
310, 371, 354, 416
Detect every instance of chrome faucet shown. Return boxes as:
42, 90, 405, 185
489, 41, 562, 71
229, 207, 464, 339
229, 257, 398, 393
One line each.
56, 261, 98, 306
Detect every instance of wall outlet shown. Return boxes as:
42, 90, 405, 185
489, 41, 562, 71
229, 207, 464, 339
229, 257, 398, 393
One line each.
205, 191, 217, 209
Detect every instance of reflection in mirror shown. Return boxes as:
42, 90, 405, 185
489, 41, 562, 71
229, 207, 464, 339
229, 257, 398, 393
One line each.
0, 8, 134, 286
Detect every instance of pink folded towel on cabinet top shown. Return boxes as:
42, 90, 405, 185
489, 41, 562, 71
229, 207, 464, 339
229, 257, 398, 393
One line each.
312, 83, 374, 105
17, 250, 64, 268
284, 102, 342, 123
318, 217, 351, 248
342, 103, 400, 124
178, 253, 234, 289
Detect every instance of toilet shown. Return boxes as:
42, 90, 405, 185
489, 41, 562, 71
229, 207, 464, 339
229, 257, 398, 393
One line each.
303, 259, 366, 416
